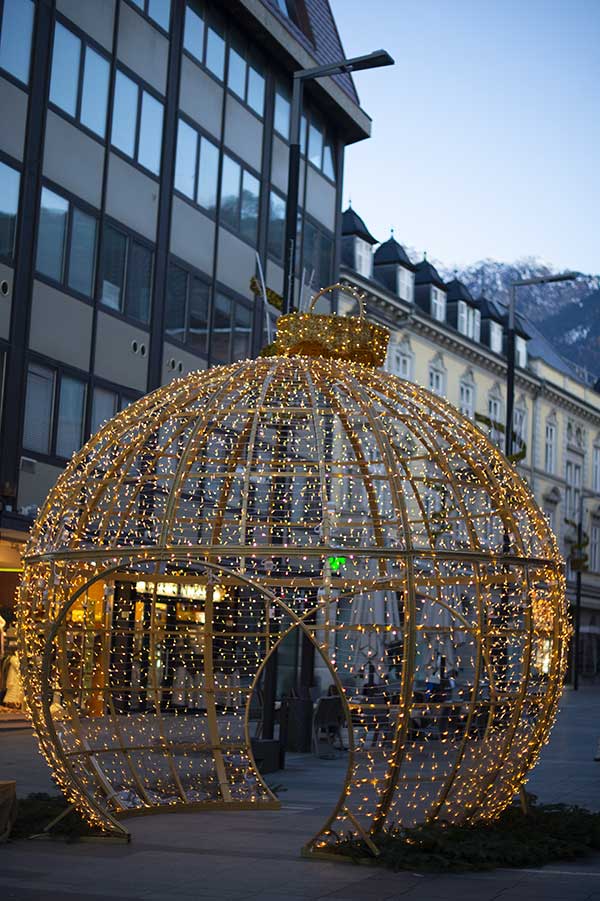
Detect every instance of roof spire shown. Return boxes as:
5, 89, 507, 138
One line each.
348, 197, 352, 208
423, 250, 427, 261
390, 227, 394, 237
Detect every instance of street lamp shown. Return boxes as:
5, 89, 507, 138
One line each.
504, 272, 577, 458
282, 49, 394, 315
572, 489, 595, 691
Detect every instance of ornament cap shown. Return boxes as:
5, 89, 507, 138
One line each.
268, 283, 390, 368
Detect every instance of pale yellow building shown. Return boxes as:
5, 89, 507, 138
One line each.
340, 206, 600, 682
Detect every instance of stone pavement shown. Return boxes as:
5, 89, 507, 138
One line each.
1, 687, 600, 900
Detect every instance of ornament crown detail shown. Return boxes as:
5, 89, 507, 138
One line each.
268, 283, 390, 368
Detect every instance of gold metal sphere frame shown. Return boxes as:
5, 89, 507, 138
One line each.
18, 295, 569, 856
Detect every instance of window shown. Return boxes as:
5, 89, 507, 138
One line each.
130, 0, 171, 31
49, 23, 110, 138
23, 363, 86, 459
431, 286, 446, 322
459, 382, 474, 419
0, 0, 34, 85
458, 300, 467, 335
302, 220, 333, 292
488, 394, 503, 446
56, 375, 86, 458
398, 267, 414, 303
174, 118, 219, 213
99, 223, 153, 324
0, 160, 20, 260
513, 406, 527, 447
545, 421, 557, 473
111, 71, 164, 175
392, 350, 412, 380
354, 238, 372, 278
36, 187, 98, 297
91, 385, 135, 434
165, 262, 210, 356
490, 320, 503, 354
23, 363, 55, 455
274, 86, 290, 139
428, 366, 445, 397
544, 505, 556, 534
219, 153, 260, 244
267, 190, 286, 260
591, 524, 600, 573
565, 457, 582, 519
516, 335, 528, 368
593, 445, 600, 493
457, 303, 480, 341
183, 3, 225, 82
227, 38, 265, 116
308, 120, 323, 169
211, 292, 252, 364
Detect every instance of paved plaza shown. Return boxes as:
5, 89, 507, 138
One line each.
1, 687, 599, 900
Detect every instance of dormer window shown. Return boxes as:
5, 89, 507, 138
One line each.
398, 267, 414, 303
490, 321, 503, 354
354, 237, 372, 278
516, 335, 527, 368
431, 286, 446, 322
458, 302, 481, 341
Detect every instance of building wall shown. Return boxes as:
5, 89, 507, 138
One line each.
0, 0, 363, 524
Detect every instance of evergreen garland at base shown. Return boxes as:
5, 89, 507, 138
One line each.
328, 799, 600, 872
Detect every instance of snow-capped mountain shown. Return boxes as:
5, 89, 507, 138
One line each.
442, 258, 600, 381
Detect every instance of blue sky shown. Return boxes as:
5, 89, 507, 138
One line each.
330, 0, 600, 274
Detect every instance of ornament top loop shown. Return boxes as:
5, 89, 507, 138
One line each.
308, 282, 366, 320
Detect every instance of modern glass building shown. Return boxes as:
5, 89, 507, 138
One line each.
0, 0, 370, 605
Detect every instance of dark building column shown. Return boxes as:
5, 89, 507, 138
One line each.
147, 0, 185, 391
0, 0, 54, 507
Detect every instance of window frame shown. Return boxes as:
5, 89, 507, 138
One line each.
48, 16, 112, 142
173, 113, 220, 217
22, 356, 88, 463
97, 217, 155, 327
545, 421, 557, 474
490, 320, 503, 354
182, 2, 227, 85
218, 149, 261, 247
89, 378, 140, 437
0, 150, 21, 264
593, 444, 600, 494
266, 186, 286, 262
110, 65, 165, 178
209, 285, 253, 366
459, 380, 475, 419
125, 0, 172, 34
225, 28, 265, 119
431, 286, 446, 322
0, 0, 35, 88
165, 255, 212, 357
34, 180, 99, 302
428, 365, 445, 397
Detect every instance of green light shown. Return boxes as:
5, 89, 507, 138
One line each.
328, 556, 346, 572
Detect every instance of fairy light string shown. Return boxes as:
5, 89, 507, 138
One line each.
17, 284, 569, 852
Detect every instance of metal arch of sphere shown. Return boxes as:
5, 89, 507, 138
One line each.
17, 353, 569, 854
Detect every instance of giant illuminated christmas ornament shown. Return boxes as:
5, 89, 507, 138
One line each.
18, 284, 568, 855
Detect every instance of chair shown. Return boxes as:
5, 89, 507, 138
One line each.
312, 696, 344, 758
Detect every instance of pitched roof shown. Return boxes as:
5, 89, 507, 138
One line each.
262, 0, 359, 104
374, 236, 414, 268
414, 258, 445, 289
445, 278, 474, 303
341, 207, 377, 244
